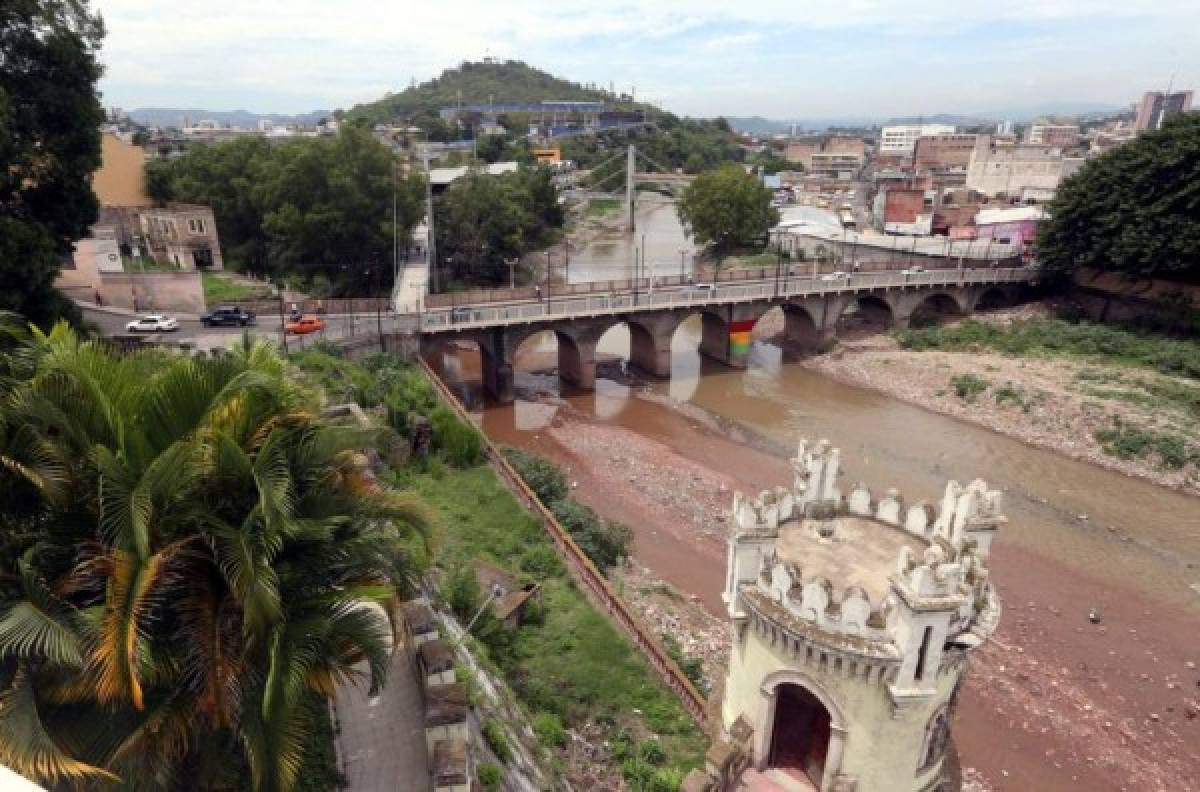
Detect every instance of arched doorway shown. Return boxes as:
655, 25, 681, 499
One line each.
769, 683, 832, 787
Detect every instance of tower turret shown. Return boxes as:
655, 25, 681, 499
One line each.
718, 438, 1002, 791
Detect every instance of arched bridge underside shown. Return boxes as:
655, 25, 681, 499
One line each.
420, 280, 1025, 404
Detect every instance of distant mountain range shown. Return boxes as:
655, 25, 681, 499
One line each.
127, 107, 330, 129
728, 102, 1129, 135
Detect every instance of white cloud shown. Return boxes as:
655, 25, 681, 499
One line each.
92, 0, 1200, 116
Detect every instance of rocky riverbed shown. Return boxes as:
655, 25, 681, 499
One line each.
485, 386, 1200, 791
798, 305, 1200, 496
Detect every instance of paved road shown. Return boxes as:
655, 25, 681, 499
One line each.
81, 306, 398, 352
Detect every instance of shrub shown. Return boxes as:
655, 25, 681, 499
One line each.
651, 767, 685, 792
430, 406, 484, 467
951, 373, 990, 403
483, 719, 512, 762
443, 563, 481, 622
638, 739, 666, 766
533, 711, 566, 748
550, 499, 632, 569
519, 544, 564, 578
477, 763, 502, 790
503, 446, 569, 503
662, 634, 707, 691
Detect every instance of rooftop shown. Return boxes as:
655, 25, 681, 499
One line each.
775, 516, 928, 604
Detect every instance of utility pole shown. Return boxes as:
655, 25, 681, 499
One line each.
625, 144, 636, 233
392, 158, 399, 302
423, 151, 437, 293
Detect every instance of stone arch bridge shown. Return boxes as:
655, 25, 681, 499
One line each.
418, 269, 1031, 404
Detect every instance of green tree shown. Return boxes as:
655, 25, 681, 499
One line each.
676, 164, 779, 252
434, 166, 565, 287
1038, 114, 1200, 281
0, 0, 105, 328
147, 128, 425, 291
0, 322, 430, 791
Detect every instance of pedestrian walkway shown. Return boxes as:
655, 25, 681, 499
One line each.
333, 648, 429, 792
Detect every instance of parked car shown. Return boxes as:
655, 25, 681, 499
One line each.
687, 283, 715, 297
819, 271, 848, 281
125, 314, 179, 332
901, 266, 927, 275
284, 314, 325, 335
201, 305, 257, 327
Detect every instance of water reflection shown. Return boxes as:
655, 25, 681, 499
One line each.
569, 198, 695, 284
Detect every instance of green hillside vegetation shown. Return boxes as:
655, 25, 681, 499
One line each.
346, 60, 635, 125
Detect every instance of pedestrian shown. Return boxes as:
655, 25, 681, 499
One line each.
94, 290, 103, 306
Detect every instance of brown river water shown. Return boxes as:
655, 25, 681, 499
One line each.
430, 314, 1200, 792
431, 201, 1199, 790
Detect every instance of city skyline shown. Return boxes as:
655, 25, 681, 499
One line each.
93, 0, 1197, 119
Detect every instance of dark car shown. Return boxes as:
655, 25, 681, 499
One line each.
201, 305, 257, 327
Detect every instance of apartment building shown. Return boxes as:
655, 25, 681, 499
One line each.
1027, 124, 1080, 147
1134, 90, 1193, 131
878, 123, 956, 155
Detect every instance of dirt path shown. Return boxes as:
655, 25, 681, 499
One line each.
488, 394, 1200, 792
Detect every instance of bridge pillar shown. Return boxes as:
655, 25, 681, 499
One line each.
559, 336, 597, 390
699, 304, 769, 368
629, 322, 673, 378
480, 327, 515, 405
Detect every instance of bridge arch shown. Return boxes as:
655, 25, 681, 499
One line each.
755, 303, 822, 351
974, 287, 1011, 312
836, 294, 895, 337
909, 292, 966, 327
508, 327, 592, 392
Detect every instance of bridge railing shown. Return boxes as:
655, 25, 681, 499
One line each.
417, 267, 1035, 332
423, 259, 1023, 308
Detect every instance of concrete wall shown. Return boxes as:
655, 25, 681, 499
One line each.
93, 271, 207, 314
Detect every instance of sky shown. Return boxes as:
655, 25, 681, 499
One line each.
93, 0, 1200, 119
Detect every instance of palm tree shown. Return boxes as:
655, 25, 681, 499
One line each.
0, 319, 429, 790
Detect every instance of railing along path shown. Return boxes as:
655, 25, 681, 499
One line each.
417, 359, 710, 727
419, 267, 1032, 333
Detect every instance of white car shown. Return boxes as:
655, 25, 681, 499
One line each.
125, 314, 179, 332
819, 271, 848, 281
900, 266, 927, 275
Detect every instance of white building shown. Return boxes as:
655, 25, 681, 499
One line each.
879, 124, 957, 155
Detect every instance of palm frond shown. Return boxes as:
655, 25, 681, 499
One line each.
0, 563, 84, 668
0, 667, 117, 784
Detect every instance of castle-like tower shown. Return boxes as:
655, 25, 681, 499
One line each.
719, 438, 1003, 791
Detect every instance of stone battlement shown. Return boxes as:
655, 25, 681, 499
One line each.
724, 438, 1003, 677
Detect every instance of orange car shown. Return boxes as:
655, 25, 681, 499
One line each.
285, 314, 325, 335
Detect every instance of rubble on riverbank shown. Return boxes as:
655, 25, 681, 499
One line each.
801, 307, 1200, 496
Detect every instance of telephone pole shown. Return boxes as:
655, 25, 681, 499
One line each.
625, 144, 636, 233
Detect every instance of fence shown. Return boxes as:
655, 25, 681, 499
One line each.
419, 267, 1034, 332
220, 296, 393, 317
417, 358, 711, 728
425, 258, 1023, 308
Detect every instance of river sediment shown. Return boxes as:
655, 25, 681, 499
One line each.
479, 369, 1200, 792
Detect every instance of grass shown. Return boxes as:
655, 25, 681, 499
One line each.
122, 256, 179, 273
407, 464, 706, 783
1094, 423, 1198, 471
722, 252, 779, 271
950, 373, 989, 403
202, 271, 274, 303
586, 198, 621, 217
895, 318, 1200, 380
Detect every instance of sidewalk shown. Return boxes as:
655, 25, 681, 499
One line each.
332, 648, 430, 792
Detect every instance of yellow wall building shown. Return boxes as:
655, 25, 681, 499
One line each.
92, 132, 150, 207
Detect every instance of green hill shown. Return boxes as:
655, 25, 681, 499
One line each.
346, 59, 633, 124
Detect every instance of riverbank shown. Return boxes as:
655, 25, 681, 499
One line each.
484, 382, 1200, 791
799, 305, 1199, 496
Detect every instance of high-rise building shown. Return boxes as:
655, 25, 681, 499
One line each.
1134, 90, 1193, 131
